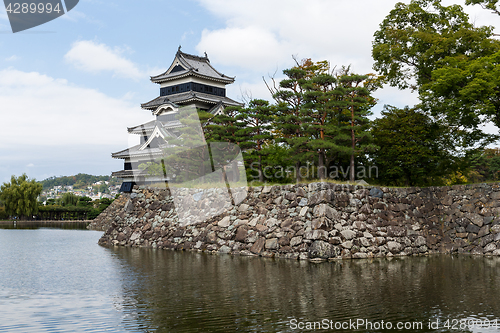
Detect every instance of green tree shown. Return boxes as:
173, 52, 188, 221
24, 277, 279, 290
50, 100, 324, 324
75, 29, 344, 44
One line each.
372, 0, 500, 147
0, 174, 43, 219
267, 60, 311, 183
301, 67, 349, 180
336, 68, 380, 181
420, 49, 500, 133
61, 192, 79, 206
372, 0, 496, 90
205, 106, 250, 183
371, 106, 458, 186
465, 0, 500, 15
238, 99, 275, 182
77, 196, 93, 207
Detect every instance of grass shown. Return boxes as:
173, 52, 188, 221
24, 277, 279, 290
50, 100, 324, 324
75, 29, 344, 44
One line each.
141, 178, 500, 191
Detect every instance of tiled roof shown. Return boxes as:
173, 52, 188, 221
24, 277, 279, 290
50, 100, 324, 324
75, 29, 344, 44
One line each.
150, 50, 235, 84
128, 119, 183, 134
111, 144, 166, 159
141, 91, 243, 110
111, 170, 141, 178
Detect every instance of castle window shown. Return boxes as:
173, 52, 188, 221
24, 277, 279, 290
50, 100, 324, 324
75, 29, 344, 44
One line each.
160, 83, 225, 97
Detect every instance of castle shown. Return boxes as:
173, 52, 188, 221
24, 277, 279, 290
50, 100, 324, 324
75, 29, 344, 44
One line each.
112, 47, 243, 192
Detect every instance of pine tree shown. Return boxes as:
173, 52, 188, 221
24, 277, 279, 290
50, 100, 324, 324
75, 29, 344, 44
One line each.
238, 99, 274, 182
336, 68, 380, 182
302, 71, 348, 180
267, 59, 315, 182
204, 106, 250, 182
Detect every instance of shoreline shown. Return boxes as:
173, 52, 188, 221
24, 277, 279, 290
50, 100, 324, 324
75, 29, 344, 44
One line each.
95, 182, 500, 260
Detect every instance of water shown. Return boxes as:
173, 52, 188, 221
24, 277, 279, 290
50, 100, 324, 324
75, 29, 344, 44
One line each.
0, 228, 499, 332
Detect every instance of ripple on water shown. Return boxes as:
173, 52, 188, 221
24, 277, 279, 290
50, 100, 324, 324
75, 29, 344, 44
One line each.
1, 229, 500, 332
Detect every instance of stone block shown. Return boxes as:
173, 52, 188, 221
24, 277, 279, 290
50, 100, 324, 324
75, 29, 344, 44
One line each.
369, 188, 383, 198
341, 241, 353, 249
387, 241, 403, 253
290, 236, 303, 247
414, 236, 426, 247
340, 230, 356, 240
255, 224, 269, 233
484, 243, 497, 252
311, 217, 330, 230
250, 237, 266, 254
218, 216, 231, 228
480, 234, 495, 247
466, 224, 480, 234
387, 226, 406, 237
285, 192, 297, 201
484, 216, 495, 225
309, 190, 335, 206
299, 206, 308, 217
478, 225, 490, 238
308, 240, 340, 259
265, 238, 279, 250
304, 229, 329, 241
278, 237, 290, 246
298, 198, 308, 207
352, 252, 368, 259
466, 213, 483, 227
218, 245, 231, 253
265, 218, 279, 227
491, 192, 500, 200
235, 226, 248, 242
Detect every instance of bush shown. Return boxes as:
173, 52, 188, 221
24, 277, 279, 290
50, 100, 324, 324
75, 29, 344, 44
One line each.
0, 207, 8, 220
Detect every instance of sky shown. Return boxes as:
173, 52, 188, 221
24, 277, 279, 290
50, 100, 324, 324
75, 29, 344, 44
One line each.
0, 0, 498, 183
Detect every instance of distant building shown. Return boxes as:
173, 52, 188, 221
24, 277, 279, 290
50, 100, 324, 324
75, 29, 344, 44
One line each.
112, 47, 242, 192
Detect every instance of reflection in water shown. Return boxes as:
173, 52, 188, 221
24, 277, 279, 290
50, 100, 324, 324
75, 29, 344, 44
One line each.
0, 221, 90, 229
111, 248, 500, 332
1, 228, 499, 332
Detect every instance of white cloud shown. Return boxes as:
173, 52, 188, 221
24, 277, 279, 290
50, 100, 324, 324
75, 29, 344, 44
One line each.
0, 68, 152, 149
5, 55, 18, 61
65, 40, 143, 79
195, 0, 500, 112
0, 67, 154, 181
195, 0, 401, 75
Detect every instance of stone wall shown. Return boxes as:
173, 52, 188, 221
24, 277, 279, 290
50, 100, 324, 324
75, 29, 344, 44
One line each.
88, 194, 130, 231
96, 182, 500, 260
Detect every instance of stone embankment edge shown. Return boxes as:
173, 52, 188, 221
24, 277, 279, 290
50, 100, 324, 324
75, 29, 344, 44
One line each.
91, 182, 500, 261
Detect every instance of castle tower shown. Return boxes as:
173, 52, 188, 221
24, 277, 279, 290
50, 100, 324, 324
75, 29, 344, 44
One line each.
112, 47, 243, 192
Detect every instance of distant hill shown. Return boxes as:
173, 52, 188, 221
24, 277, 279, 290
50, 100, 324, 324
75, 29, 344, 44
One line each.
39, 174, 120, 190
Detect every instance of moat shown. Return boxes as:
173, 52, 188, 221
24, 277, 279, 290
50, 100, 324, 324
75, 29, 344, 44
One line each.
0, 227, 499, 332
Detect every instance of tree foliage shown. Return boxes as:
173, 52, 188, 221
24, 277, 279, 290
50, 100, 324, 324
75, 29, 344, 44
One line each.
372, 0, 500, 147
237, 99, 275, 182
465, 0, 500, 16
267, 58, 378, 182
61, 192, 79, 206
0, 174, 43, 219
372, 0, 496, 90
40, 173, 117, 190
371, 106, 459, 186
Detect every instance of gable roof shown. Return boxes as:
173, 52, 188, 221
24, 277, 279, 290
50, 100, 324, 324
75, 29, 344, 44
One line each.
150, 48, 235, 84
139, 122, 176, 150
